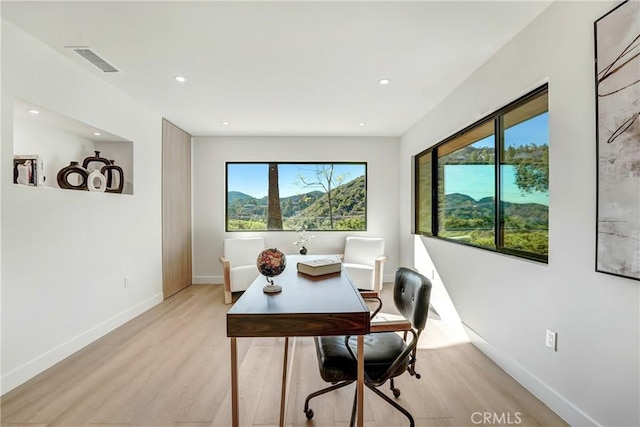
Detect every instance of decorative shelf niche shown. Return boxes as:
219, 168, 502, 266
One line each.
12, 98, 134, 194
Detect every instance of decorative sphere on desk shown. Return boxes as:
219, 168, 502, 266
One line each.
257, 248, 286, 293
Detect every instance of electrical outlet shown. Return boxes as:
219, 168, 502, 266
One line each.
545, 329, 557, 351
124, 276, 130, 288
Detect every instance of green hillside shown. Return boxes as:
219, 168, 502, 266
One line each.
440, 193, 548, 254
227, 176, 366, 230
228, 191, 255, 204
441, 193, 548, 229
285, 175, 366, 230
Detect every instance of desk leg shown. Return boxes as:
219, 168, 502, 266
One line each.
279, 337, 289, 427
357, 335, 364, 427
230, 337, 238, 427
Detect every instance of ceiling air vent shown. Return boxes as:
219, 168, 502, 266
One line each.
67, 47, 119, 73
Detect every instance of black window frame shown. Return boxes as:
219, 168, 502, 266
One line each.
414, 84, 549, 263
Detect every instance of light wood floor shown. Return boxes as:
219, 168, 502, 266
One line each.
1, 284, 568, 427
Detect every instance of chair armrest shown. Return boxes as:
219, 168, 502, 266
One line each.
359, 292, 382, 319
373, 255, 387, 294
219, 256, 232, 304
219, 256, 231, 278
359, 291, 379, 299
370, 312, 411, 333
371, 322, 412, 333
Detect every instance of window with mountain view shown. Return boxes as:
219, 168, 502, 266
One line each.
415, 84, 548, 262
226, 162, 367, 231
438, 120, 496, 247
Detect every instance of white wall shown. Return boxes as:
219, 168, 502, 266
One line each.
400, 2, 639, 426
192, 136, 400, 284
1, 21, 163, 393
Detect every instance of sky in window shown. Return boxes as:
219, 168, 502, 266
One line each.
474, 112, 549, 148
445, 111, 549, 205
444, 165, 548, 205
227, 163, 365, 198
505, 112, 548, 147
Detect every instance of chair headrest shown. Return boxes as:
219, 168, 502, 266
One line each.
223, 237, 266, 265
393, 267, 432, 331
343, 237, 385, 266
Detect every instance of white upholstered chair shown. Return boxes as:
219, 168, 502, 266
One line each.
219, 237, 265, 304
341, 237, 387, 293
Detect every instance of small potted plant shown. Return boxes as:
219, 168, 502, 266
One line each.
293, 227, 315, 255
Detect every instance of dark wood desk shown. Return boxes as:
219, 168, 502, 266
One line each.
227, 255, 370, 427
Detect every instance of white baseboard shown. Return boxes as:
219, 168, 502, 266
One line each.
192, 276, 221, 285
1, 292, 163, 395
463, 324, 599, 427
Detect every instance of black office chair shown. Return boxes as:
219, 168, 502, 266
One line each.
303, 267, 432, 427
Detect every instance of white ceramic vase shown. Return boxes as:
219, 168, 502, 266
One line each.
87, 169, 107, 192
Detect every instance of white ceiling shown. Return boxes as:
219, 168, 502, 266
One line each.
1, 1, 552, 137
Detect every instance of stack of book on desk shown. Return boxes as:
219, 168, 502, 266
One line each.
297, 258, 342, 277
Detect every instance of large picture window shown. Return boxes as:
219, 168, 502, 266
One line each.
415, 85, 549, 261
226, 162, 367, 231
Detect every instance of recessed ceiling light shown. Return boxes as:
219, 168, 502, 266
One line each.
93, 132, 101, 136
29, 109, 40, 114
174, 75, 187, 83
358, 122, 366, 127
379, 78, 390, 85
221, 121, 230, 125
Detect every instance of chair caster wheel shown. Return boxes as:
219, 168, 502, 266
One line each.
305, 409, 314, 420
392, 388, 401, 398
416, 373, 421, 379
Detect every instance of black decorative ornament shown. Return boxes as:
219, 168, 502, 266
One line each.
57, 161, 89, 190
82, 150, 111, 181
102, 160, 124, 193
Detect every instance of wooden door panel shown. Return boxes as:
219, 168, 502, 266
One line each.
162, 119, 192, 298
